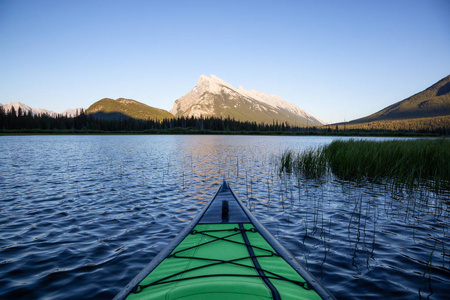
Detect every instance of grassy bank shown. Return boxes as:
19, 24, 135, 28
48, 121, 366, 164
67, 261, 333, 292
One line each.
280, 139, 450, 190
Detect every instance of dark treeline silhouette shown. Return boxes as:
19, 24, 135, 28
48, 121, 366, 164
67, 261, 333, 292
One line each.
0, 106, 448, 135
0, 106, 312, 132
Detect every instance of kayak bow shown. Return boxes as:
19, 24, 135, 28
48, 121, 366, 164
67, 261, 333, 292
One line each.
114, 181, 335, 300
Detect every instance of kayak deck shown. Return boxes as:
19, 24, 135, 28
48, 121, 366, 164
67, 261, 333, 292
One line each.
115, 182, 334, 300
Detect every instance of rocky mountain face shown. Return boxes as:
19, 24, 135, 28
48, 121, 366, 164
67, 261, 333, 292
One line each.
0, 102, 82, 117
350, 74, 450, 124
170, 75, 323, 126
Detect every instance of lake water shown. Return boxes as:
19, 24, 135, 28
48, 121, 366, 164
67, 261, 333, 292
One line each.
0, 135, 449, 299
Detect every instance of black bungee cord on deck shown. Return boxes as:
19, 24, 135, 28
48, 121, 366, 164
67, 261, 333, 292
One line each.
131, 226, 311, 294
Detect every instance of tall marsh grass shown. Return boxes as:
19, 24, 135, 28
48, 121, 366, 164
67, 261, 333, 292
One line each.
280, 148, 327, 179
280, 139, 450, 190
298, 148, 328, 179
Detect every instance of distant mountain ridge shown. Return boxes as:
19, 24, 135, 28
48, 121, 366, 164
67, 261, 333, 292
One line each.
85, 98, 174, 120
171, 75, 323, 126
1, 102, 82, 117
5, 74, 448, 129
349, 75, 450, 124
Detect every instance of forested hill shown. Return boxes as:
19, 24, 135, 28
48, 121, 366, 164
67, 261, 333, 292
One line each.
85, 98, 174, 120
349, 74, 450, 124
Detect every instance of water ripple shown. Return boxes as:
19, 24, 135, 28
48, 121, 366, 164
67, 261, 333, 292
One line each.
0, 135, 449, 299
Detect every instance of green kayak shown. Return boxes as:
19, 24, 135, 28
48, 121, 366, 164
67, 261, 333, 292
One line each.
114, 181, 335, 300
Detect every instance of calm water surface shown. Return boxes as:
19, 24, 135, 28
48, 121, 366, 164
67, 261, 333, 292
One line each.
0, 135, 449, 299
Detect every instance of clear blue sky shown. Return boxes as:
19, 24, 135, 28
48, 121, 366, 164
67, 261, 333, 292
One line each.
1, 0, 449, 123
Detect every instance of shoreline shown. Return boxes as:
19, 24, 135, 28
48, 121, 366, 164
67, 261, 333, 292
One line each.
0, 129, 442, 137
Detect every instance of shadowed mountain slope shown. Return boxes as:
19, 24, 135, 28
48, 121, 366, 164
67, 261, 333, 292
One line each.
350, 75, 450, 124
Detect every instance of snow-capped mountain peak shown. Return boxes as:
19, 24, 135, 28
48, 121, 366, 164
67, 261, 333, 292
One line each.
1, 102, 82, 117
170, 75, 323, 126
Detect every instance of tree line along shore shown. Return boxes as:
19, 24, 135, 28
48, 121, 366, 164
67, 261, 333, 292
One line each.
0, 106, 449, 136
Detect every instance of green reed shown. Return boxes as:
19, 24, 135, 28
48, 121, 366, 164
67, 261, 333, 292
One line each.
280, 150, 295, 174
279, 148, 327, 179
280, 139, 450, 190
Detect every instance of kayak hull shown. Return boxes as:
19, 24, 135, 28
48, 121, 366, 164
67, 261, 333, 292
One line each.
114, 181, 335, 300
